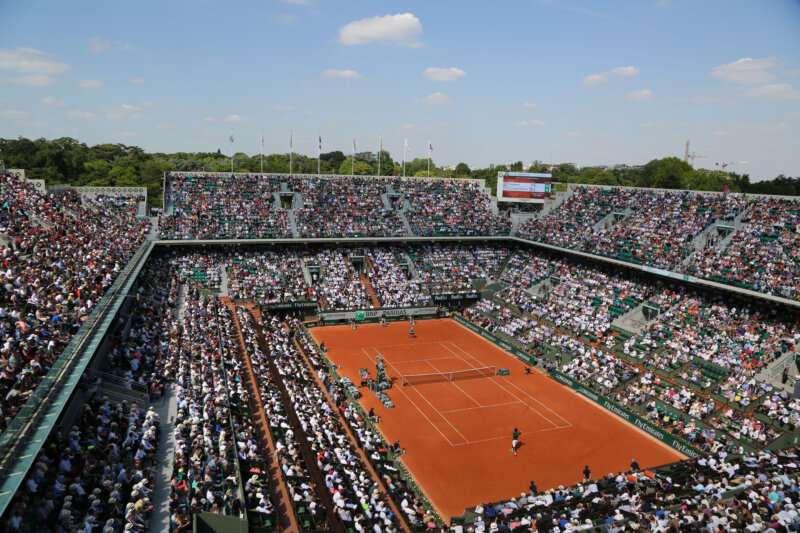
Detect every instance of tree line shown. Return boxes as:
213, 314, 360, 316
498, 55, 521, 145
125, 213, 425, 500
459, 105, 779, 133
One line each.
0, 137, 797, 207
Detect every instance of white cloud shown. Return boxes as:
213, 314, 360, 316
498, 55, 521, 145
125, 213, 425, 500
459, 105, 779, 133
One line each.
321, 69, 362, 79
581, 73, 607, 86
42, 96, 66, 106
78, 79, 105, 89
413, 92, 452, 106
582, 65, 639, 86
627, 89, 654, 101
273, 104, 296, 111
611, 65, 639, 76
120, 104, 140, 111
522, 102, 538, 108
398, 123, 416, 130
139, 101, 154, 107
423, 67, 466, 82
565, 131, 582, 137
339, 13, 423, 47
712, 130, 730, 136
744, 83, 800, 100
117, 131, 139, 137
711, 57, 779, 84
203, 117, 216, 123
638, 121, 664, 128
131, 77, 147, 84
224, 114, 247, 123
515, 119, 547, 126
0, 47, 70, 86
66, 110, 95, 119
155, 123, 175, 130
89, 37, 133, 53
789, 111, 800, 119
0, 110, 30, 120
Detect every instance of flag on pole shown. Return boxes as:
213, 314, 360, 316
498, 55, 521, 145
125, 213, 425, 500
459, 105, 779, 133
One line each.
379, 135, 383, 153
229, 130, 234, 144
429, 140, 433, 152
290, 130, 293, 149
353, 138, 357, 152
260, 130, 264, 151
318, 134, 322, 152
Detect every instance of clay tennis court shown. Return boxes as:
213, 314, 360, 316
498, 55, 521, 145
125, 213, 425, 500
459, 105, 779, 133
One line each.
311, 318, 685, 520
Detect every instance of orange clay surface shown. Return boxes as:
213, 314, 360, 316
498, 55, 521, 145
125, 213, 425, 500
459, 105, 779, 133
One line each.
311, 318, 685, 520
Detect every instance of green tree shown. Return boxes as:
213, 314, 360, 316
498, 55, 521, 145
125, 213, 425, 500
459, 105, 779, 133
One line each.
338, 159, 373, 175
454, 162, 471, 176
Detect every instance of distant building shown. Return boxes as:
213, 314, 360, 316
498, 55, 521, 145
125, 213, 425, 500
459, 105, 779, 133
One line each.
355, 151, 377, 163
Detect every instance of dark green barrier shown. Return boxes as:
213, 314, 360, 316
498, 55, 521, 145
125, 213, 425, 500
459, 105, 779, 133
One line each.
452, 315, 534, 365
549, 370, 702, 458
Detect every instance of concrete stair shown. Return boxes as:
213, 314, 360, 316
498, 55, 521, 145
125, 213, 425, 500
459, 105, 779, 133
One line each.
360, 274, 382, 308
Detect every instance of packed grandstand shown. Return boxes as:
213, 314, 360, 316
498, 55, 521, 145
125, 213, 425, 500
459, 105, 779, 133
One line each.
1, 169, 800, 533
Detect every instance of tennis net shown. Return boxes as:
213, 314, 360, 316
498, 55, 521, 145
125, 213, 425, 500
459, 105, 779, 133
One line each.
400, 366, 497, 386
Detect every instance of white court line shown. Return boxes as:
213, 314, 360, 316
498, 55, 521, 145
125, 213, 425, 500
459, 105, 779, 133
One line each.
438, 341, 567, 430
389, 356, 460, 365
363, 347, 468, 446
451, 425, 569, 446
443, 340, 574, 428
371, 341, 456, 349
426, 359, 482, 408
441, 401, 521, 414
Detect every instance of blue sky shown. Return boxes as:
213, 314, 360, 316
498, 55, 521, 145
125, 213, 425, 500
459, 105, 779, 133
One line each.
0, 0, 799, 179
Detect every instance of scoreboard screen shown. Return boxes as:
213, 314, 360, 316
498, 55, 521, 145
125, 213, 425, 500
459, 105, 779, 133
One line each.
497, 172, 553, 203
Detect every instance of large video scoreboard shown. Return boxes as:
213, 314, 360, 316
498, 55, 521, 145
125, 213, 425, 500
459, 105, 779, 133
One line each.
497, 172, 553, 203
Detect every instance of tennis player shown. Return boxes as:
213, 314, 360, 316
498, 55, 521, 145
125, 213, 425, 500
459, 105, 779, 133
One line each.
511, 428, 521, 456
407, 327, 416, 338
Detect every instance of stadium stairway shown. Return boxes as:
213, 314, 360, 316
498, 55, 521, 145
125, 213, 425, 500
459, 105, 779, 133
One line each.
224, 300, 301, 532
360, 273, 383, 308
245, 307, 346, 533
286, 321, 413, 533
287, 209, 300, 237
398, 210, 414, 235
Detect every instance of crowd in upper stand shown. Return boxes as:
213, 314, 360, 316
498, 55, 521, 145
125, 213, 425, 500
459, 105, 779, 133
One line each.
390, 178, 510, 236
160, 173, 290, 239
159, 173, 509, 239
293, 177, 405, 238
0, 171, 148, 434
518, 186, 800, 300
160, 174, 800, 300
684, 197, 800, 299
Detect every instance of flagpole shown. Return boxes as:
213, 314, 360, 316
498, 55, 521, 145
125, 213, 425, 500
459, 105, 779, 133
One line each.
289, 130, 293, 175
317, 132, 321, 177
230, 129, 234, 173
403, 137, 407, 177
427, 138, 431, 178
352, 137, 355, 177
260, 129, 264, 174
378, 135, 382, 176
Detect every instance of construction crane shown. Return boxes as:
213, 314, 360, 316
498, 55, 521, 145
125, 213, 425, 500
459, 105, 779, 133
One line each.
689, 153, 707, 168
716, 161, 747, 172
